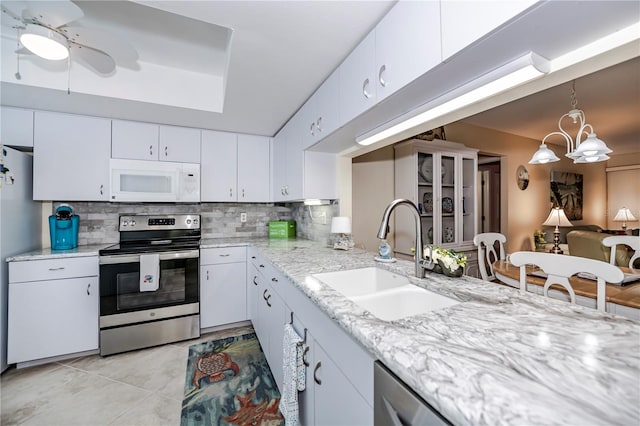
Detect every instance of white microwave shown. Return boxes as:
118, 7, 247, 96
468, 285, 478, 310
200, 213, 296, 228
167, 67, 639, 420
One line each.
110, 159, 200, 202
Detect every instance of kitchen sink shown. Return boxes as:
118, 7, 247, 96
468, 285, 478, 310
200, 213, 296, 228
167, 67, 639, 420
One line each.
311, 267, 459, 321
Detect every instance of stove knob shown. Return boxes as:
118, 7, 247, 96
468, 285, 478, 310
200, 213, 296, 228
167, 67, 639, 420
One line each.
130, 220, 136, 226
122, 220, 128, 227
186, 219, 192, 225
193, 219, 199, 225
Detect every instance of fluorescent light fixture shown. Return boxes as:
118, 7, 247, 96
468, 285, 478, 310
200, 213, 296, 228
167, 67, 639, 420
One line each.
357, 52, 550, 146
20, 24, 69, 60
303, 199, 329, 206
550, 22, 640, 72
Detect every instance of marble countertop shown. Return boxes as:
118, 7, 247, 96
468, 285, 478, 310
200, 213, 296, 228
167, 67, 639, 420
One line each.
5, 244, 108, 262
8, 237, 640, 424
247, 239, 640, 426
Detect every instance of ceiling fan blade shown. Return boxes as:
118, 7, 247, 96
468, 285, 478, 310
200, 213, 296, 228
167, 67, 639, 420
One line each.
1, 1, 27, 22
23, 0, 83, 28
62, 25, 138, 67
70, 44, 115, 75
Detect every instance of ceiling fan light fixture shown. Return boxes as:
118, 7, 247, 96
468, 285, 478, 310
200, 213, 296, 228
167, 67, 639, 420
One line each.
20, 24, 69, 60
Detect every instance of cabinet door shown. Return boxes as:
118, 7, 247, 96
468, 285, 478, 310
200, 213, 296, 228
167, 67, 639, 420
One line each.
304, 151, 337, 200
257, 281, 287, 390
159, 125, 201, 163
440, 153, 457, 247
1, 106, 33, 148
111, 120, 159, 160
33, 111, 110, 201
441, 0, 539, 60
237, 134, 270, 202
272, 126, 288, 202
200, 263, 247, 329
314, 68, 341, 142
246, 263, 261, 322
201, 130, 237, 201
285, 114, 304, 201
339, 30, 376, 124
313, 341, 373, 425
461, 155, 477, 245
299, 96, 317, 150
375, 1, 442, 102
8, 276, 99, 363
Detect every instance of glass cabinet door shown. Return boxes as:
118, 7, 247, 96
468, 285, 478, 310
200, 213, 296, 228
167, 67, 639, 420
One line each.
417, 153, 434, 246
461, 156, 476, 243
440, 154, 456, 246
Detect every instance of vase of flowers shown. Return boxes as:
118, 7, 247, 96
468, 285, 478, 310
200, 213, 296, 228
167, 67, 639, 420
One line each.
427, 246, 467, 277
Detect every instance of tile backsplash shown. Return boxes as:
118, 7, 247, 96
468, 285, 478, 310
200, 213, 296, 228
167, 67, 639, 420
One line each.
51, 201, 338, 246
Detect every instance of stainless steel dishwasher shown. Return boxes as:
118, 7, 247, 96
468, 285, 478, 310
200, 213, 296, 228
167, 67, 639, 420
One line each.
374, 361, 451, 425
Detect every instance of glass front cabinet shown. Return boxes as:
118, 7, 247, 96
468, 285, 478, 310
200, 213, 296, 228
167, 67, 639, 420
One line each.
394, 139, 479, 277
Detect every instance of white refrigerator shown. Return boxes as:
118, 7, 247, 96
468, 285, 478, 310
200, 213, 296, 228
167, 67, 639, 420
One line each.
0, 146, 42, 372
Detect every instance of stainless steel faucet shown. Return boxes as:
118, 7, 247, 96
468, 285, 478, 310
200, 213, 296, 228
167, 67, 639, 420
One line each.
378, 199, 433, 278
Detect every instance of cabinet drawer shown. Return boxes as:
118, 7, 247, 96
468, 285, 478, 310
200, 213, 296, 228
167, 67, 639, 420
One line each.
200, 246, 246, 265
9, 256, 98, 283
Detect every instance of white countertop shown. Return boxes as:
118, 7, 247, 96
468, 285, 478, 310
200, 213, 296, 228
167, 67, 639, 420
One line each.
8, 237, 640, 424
5, 244, 107, 262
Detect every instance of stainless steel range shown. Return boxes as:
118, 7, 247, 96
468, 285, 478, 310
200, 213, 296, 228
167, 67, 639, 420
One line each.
98, 214, 200, 356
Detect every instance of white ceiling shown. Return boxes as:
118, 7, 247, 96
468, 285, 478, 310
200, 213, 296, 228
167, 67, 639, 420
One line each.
462, 57, 640, 156
0, 0, 395, 136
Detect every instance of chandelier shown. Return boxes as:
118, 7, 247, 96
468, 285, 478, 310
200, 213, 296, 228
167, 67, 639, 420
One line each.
529, 80, 612, 164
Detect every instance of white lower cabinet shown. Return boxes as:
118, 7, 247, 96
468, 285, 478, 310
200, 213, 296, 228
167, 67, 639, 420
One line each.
200, 247, 247, 329
248, 248, 374, 424
8, 257, 99, 364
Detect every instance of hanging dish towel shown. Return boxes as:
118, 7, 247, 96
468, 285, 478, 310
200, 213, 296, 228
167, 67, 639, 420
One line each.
279, 323, 304, 425
139, 253, 160, 292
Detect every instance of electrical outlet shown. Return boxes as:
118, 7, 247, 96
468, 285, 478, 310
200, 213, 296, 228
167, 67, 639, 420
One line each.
240, 212, 247, 223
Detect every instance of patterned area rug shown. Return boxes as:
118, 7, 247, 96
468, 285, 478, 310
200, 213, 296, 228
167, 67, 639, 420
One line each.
181, 332, 284, 425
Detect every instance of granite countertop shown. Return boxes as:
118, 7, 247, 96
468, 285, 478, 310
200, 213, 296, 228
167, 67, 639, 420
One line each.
5, 244, 109, 262
8, 237, 640, 424
247, 239, 640, 426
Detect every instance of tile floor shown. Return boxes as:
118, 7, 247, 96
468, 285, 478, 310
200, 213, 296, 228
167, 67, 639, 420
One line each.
1, 324, 255, 426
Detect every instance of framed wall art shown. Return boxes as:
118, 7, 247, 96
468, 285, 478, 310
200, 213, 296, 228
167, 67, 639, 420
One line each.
550, 171, 583, 220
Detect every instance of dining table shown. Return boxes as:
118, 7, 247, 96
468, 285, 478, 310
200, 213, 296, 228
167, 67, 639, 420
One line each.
492, 259, 640, 311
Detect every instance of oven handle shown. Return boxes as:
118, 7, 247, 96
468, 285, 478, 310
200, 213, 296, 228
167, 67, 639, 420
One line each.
99, 249, 200, 264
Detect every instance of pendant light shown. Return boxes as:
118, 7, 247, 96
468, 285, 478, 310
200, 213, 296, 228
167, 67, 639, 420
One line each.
19, 24, 69, 60
529, 80, 612, 165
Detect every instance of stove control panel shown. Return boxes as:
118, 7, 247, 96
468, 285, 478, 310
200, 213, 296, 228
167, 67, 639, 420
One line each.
119, 214, 200, 231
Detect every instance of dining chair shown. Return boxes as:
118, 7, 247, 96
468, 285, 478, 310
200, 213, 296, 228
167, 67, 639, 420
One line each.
473, 232, 507, 282
602, 235, 640, 268
509, 251, 624, 312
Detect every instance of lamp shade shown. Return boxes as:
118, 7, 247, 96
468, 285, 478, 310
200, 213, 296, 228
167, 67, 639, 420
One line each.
613, 207, 637, 222
529, 143, 560, 164
20, 24, 69, 60
330, 216, 352, 234
543, 207, 573, 227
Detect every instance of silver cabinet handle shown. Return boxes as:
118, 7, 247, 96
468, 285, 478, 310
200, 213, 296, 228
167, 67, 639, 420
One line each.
259, 264, 265, 268
229, 188, 233, 198
100, 184, 104, 195
164, 146, 168, 156
87, 283, 91, 295
242, 189, 245, 198
379, 64, 387, 87
314, 361, 322, 385
219, 254, 230, 257
206, 269, 209, 280
253, 276, 258, 286
284, 185, 289, 195
251, 256, 256, 259
48, 267, 65, 271
149, 145, 153, 156
316, 117, 322, 133
263, 290, 272, 307
310, 122, 315, 137
271, 277, 278, 283
363, 78, 372, 99
281, 187, 285, 196
302, 346, 310, 367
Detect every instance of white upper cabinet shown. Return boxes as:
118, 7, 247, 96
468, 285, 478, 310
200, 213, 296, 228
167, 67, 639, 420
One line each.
273, 114, 304, 202
201, 130, 238, 202
158, 125, 201, 163
1, 106, 33, 148
301, 68, 341, 150
339, 31, 377, 124
441, 0, 540, 60
237, 134, 270, 202
111, 120, 159, 161
375, 1, 442, 102
33, 111, 110, 201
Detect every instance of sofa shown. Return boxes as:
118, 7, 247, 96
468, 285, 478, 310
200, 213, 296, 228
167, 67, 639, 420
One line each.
540, 225, 603, 255
566, 230, 636, 267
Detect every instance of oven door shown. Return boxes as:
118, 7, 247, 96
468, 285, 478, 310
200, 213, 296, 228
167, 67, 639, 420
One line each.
99, 250, 199, 319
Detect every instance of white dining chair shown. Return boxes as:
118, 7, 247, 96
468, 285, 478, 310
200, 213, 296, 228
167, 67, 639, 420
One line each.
509, 251, 624, 312
473, 232, 507, 282
602, 235, 640, 268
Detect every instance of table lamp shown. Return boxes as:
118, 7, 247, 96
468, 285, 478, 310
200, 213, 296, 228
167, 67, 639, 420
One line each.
331, 216, 353, 250
613, 207, 637, 232
543, 207, 573, 254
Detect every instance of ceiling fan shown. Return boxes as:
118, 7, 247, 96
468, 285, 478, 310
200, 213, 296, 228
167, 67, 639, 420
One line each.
1, 0, 138, 76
